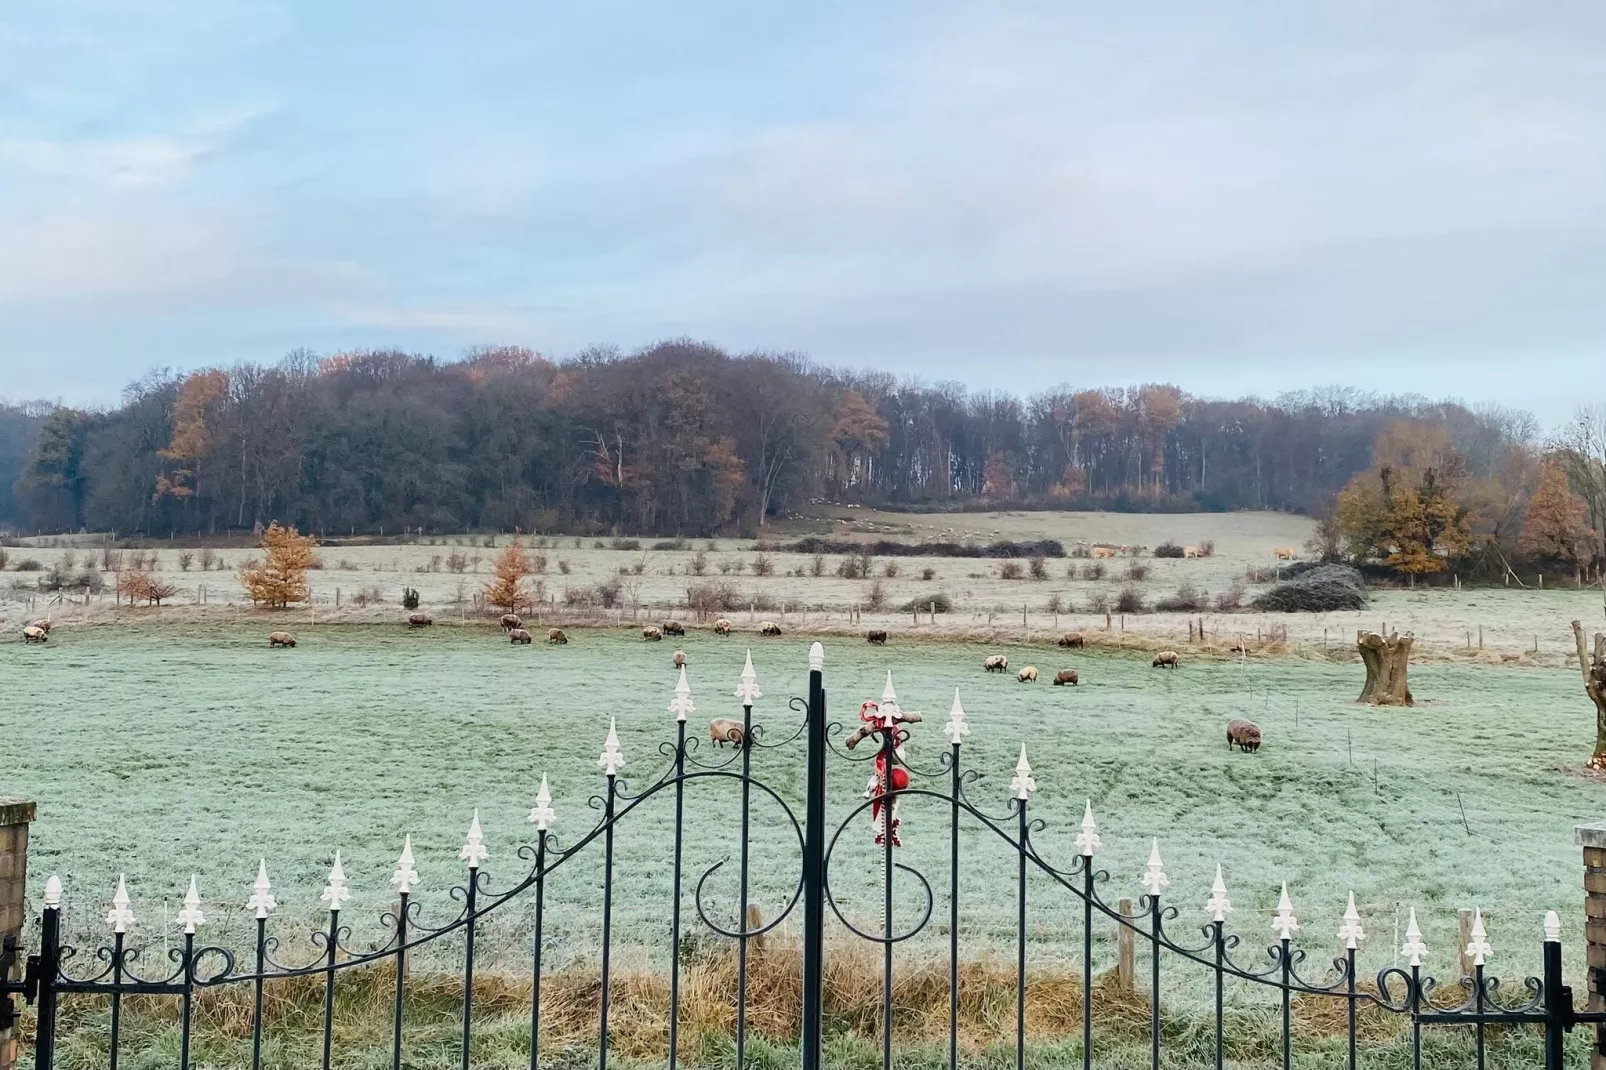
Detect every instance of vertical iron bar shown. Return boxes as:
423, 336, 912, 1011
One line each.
949, 741, 961, 1070
393, 891, 409, 1070
462, 871, 478, 1070
34, 902, 58, 1070
1474, 962, 1485, 1070
882, 726, 895, 1070
1150, 896, 1161, 1070
1410, 963, 1422, 1070
1082, 864, 1093, 1070
737, 701, 754, 1070
1542, 935, 1564, 1070
800, 654, 826, 1070
321, 910, 337, 1070
251, 916, 266, 1070
1016, 798, 1028, 1070
1345, 946, 1356, 1070
180, 931, 195, 1070
1280, 937, 1291, 1070
1213, 921, 1224, 1070
599, 771, 618, 1070
531, 841, 545, 1070
109, 930, 124, 1070
668, 721, 686, 1070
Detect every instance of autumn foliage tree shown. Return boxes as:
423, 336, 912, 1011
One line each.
483, 539, 535, 614
154, 370, 229, 503
238, 521, 317, 608
1334, 423, 1476, 578
1521, 461, 1591, 568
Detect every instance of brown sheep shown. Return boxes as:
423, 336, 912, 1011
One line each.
500, 613, 523, 631
268, 631, 297, 648
759, 621, 781, 637
1152, 650, 1179, 668
984, 654, 1008, 672
1092, 546, 1117, 559
408, 612, 433, 628
29, 618, 51, 633
1057, 632, 1084, 648
1017, 666, 1038, 683
1053, 669, 1079, 686
662, 620, 686, 636
867, 629, 888, 645
509, 628, 533, 645
709, 718, 745, 747
1273, 547, 1296, 561
22, 625, 47, 644
547, 628, 568, 645
1226, 719, 1262, 753
713, 618, 733, 635
643, 625, 663, 641
1227, 638, 1247, 654
673, 649, 687, 668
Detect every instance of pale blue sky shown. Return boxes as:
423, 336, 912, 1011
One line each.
2, 2, 1604, 423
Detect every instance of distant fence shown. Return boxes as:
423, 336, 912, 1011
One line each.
0, 643, 1603, 1070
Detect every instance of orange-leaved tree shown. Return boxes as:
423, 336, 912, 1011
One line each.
238, 521, 318, 608
484, 539, 535, 614
1521, 460, 1591, 567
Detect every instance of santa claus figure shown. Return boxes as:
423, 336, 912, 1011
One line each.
845, 699, 920, 847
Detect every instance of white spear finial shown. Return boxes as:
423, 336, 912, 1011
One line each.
735, 651, 762, 705
176, 876, 205, 933
1143, 839, 1170, 897
247, 860, 277, 920
43, 874, 62, 910
880, 671, 899, 718
808, 641, 824, 672
1466, 908, 1491, 967
599, 719, 626, 777
668, 667, 695, 722
1205, 864, 1231, 923
1009, 745, 1037, 799
943, 689, 970, 746
1271, 882, 1300, 941
1337, 891, 1365, 950
459, 810, 488, 869
107, 875, 134, 933
1075, 800, 1102, 857
1401, 907, 1428, 966
320, 851, 350, 912
392, 836, 420, 894
528, 774, 556, 832
1544, 910, 1561, 943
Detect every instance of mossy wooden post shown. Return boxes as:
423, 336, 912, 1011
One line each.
1356, 631, 1414, 706
0, 799, 35, 1070
1115, 897, 1135, 993
1571, 620, 1606, 770
1577, 822, 1606, 1069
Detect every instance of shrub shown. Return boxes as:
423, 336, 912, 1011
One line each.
1081, 562, 1106, 581
531, 553, 548, 574
447, 552, 468, 573
690, 550, 708, 576
687, 581, 744, 614
837, 554, 872, 580
1197, 540, 1216, 558
900, 592, 953, 613
718, 559, 734, 575
353, 586, 384, 607
610, 538, 642, 551
1214, 583, 1246, 611
202, 548, 221, 571
1155, 583, 1206, 612
882, 561, 899, 578
1125, 562, 1150, 582
1114, 586, 1147, 614
1252, 564, 1367, 613
867, 580, 887, 611
999, 561, 1024, 580
402, 587, 420, 609
752, 553, 775, 577
1044, 593, 1064, 614
598, 577, 623, 609
1154, 541, 1185, 559
177, 551, 194, 572
558, 560, 571, 575
1088, 589, 1111, 614
13, 558, 43, 571
652, 539, 689, 551
564, 585, 598, 607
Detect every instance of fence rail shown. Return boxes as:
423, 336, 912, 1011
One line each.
1, 642, 1602, 1069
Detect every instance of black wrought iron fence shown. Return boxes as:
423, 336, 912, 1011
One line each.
1, 642, 1600, 1070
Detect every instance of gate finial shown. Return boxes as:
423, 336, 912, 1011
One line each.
1337, 891, 1364, 950
1465, 908, 1491, 966
528, 774, 556, 831
43, 874, 62, 910
809, 641, 824, 672
1143, 839, 1169, 897
460, 810, 489, 870
247, 860, 276, 920
107, 874, 135, 932
1010, 746, 1036, 800
1544, 909, 1561, 943
1075, 800, 1101, 857
736, 651, 762, 705
943, 689, 969, 746
1206, 864, 1231, 922
321, 852, 350, 912
669, 667, 695, 722
392, 836, 420, 894
599, 719, 626, 776
1401, 907, 1428, 965
177, 875, 205, 933
1271, 883, 1299, 941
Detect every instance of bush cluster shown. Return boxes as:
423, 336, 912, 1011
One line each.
1251, 564, 1367, 613
782, 537, 1064, 559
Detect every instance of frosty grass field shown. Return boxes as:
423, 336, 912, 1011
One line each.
7, 618, 1605, 992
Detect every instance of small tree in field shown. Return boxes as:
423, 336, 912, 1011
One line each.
239, 522, 317, 608
484, 539, 534, 614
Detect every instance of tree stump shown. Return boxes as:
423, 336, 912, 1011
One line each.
1356, 631, 1414, 706
1570, 620, 1606, 770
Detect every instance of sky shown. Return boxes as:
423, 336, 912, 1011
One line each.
2, 1, 1604, 424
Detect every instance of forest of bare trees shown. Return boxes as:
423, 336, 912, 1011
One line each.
0, 340, 1546, 541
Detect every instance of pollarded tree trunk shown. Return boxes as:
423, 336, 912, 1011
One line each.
1570, 620, 1606, 769
1357, 631, 1414, 706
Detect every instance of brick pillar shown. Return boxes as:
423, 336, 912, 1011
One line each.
0, 798, 35, 1070
1577, 823, 1606, 1069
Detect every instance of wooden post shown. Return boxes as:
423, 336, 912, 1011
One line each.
1116, 897, 1135, 993
1478, 625, 1483, 650
1457, 907, 1474, 982
1575, 822, 1606, 1068
930, 601, 936, 625
0, 798, 36, 1070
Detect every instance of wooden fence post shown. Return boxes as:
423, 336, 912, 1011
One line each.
0, 798, 36, 1070
1457, 907, 1474, 982
1116, 897, 1135, 994
1579, 822, 1606, 1068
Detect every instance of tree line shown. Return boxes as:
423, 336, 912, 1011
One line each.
0, 340, 1548, 541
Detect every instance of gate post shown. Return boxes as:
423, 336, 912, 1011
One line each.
800, 643, 826, 1070
1576, 822, 1606, 1069
0, 799, 35, 1070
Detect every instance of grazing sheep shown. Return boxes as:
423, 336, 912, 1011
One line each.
673, 649, 687, 668
1017, 666, 1038, 683
1227, 638, 1247, 654
1057, 632, 1084, 649
709, 717, 745, 747
547, 628, 568, 645
1092, 546, 1117, 559
408, 612, 433, 628
1152, 650, 1179, 669
1226, 718, 1262, 753
21, 625, 47, 644
713, 618, 733, 635
662, 620, 686, 636
1053, 669, 1079, 686
509, 628, 533, 645
759, 621, 781, 637
867, 629, 888, 645
500, 613, 523, 631
1273, 547, 1296, 561
1183, 546, 1202, 558
268, 631, 297, 648
984, 654, 1008, 672
29, 619, 51, 634
642, 625, 663, 641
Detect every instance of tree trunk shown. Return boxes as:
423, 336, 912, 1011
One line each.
1570, 620, 1606, 769
1356, 631, 1414, 706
